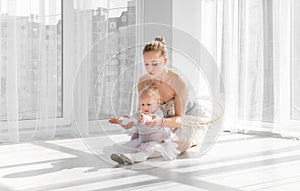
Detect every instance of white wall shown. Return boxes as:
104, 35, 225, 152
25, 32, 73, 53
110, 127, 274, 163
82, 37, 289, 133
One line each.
172, 0, 214, 99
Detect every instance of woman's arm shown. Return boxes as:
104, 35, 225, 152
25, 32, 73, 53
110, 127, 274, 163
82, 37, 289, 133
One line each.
163, 75, 188, 128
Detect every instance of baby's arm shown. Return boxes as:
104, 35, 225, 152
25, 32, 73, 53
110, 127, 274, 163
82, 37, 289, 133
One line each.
120, 116, 138, 126
128, 112, 143, 140
108, 117, 121, 124
108, 116, 135, 130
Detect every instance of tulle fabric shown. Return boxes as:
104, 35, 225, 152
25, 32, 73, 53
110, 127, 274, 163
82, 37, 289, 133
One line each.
173, 114, 209, 152
161, 99, 211, 152
112, 138, 180, 160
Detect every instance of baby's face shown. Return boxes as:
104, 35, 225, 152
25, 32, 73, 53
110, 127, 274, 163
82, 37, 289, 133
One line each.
140, 94, 159, 115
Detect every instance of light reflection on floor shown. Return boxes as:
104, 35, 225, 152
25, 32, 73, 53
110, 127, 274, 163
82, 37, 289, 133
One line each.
0, 132, 300, 191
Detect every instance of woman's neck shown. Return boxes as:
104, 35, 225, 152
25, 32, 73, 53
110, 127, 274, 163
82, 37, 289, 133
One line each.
153, 68, 168, 81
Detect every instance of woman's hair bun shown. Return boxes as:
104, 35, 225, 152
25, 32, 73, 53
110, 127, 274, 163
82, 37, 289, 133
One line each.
143, 36, 167, 57
154, 36, 165, 45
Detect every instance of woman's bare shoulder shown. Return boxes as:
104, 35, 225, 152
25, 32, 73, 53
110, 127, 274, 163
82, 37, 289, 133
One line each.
138, 74, 149, 83
168, 69, 188, 87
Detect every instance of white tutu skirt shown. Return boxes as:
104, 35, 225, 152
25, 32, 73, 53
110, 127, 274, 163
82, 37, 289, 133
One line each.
172, 115, 208, 152
172, 102, 212, 152
113, 138, 180, 160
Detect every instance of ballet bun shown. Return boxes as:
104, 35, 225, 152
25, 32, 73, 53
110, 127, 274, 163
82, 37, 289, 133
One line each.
154, 36, 165, 45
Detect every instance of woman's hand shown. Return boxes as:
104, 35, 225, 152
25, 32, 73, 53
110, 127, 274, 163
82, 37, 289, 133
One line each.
143, 114, 163, 127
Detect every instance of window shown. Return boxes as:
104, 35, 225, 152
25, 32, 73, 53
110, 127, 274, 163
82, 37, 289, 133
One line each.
0, 0, 63, 123
85, 1, 137, 120
109, 21, 117, 30
291, 0, 300, 121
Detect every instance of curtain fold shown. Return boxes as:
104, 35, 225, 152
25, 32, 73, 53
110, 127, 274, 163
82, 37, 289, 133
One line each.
220, 0, 299, 132
72, 0, 93, 137
291, 0, 300, 120
6, 7, 20, 141
35, 0, 58, 139
0, 0, 61, 142
72, 0, 139, 137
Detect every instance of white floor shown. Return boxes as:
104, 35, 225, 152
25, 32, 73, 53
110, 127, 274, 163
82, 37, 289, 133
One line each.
1, 132, 300, 191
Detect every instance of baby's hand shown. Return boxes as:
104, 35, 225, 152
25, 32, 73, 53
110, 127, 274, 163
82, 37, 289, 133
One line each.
108, 116, 134, 130
108, 117, 121, 124
140, 113, 152, 124
144, 114, 163, 127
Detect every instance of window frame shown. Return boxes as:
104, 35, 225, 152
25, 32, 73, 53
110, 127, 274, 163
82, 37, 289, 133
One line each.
278, 0, 300, 134
1, 0, 72, 131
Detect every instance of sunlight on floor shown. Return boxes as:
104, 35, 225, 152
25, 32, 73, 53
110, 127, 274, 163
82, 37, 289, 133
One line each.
1, 132, 300, 191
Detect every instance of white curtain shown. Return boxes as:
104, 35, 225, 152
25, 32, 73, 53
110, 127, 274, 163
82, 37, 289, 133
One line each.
72, 0, 139, 137
0, 0, 61, 142
291, 0, 300, 121
72, 0, 93, 137
174, 0, 300, 133
218, 0, 300, 132
0, 0, 139, 142
218, 0, 273, 126
2, 0, 299, 143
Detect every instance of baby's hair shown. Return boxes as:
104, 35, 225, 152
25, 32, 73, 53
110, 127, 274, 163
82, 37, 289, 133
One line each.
139, 84, 160, 101
143, 36, 167, 57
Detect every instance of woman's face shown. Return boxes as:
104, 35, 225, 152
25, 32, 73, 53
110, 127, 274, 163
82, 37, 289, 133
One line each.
143, 51, 167, 78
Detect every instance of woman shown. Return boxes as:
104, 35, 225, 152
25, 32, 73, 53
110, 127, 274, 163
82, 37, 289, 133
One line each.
136, 36, 194, 152
106, 37, 209, 165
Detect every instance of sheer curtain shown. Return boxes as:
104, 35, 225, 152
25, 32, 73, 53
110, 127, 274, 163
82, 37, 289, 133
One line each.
0, 0, 139, 142
218, 0, 275, 128
72, 0, 139, 137
72, 0, 93, 137
291, 0, 300, 121
174, 0, 300, 134
219, 0, 300, 133
2, 0, 299, 143
0, 0, 61, 142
